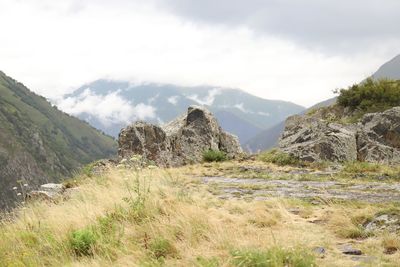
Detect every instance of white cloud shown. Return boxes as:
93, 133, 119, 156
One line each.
257, 111, 270, 117
0, 0, 398, 107
187, 88, 221, 106
56, 88, 156, 126
167, 95, 180, 105
234, 103, 248, 113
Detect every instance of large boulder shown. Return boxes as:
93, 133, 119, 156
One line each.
279, 115, 357, 162
357, 107, 400, 164
279, 106, 400, 164
118, 106, 243, 167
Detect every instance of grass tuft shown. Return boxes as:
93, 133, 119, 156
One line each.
258, 149, 300, 166
69, 228, 97, 257
230, 247, 315, 267
203, 149, 227, 162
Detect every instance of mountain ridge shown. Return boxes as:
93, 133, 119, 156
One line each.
0, 71, 117, 209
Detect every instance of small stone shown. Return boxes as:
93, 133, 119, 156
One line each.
288, 208, 301, 215
340, 245, 362, 255
350, 255, 377, 263
313, 247, 326, 255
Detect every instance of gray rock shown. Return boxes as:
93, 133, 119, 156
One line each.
279, 115, 357, 162
27, 183, 65, 201
364, 213, 400, 233
118, 106, 243, 167
312, 247, 326, 255
279, 106, 400, 164
357, 107, 400, 164
340, 245, 362, 255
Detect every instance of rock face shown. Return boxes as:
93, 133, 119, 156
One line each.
279, 115, 357, 162
357, 107, 400, 164
279, 106, 400, 163
118, 106, 243, 167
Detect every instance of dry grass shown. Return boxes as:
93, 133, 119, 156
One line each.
0, 161, 399, 266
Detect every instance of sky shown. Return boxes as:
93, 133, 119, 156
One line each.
0, 0, 399, 107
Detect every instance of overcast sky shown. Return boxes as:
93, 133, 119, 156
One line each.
0, 0, 399, 107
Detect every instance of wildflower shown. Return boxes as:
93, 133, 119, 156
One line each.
17, 193, 22, 196
23, 184, 28, 187
12, 187, 18, 190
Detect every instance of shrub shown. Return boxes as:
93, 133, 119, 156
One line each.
203, 149, 227, 162
69, 228, 97, 256
337, 78, 400, 115
257, 149, 300, 166
231, 247, 315, 267
149, 237, 178, 260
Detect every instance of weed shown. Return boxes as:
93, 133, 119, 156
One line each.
69, 228, 97, 256
258, 149, 300, 166
203, 149, 227, 162
196, 256, 220, 267
343, 161, 382, 173
149, 237, 178, 260
231, 247, 315, 267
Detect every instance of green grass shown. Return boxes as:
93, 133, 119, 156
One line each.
203, 149, 227, 162
230, 247, 315, 267
149, 237, 178, 260
69, 228, 97, 256
343, 161, 382, 173
257, 149, 300, 166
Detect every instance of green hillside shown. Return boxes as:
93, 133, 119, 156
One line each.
0, 71, 117, 210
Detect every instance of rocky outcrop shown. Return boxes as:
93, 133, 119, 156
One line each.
357, 107, 400, 164
279, 115, 357, 162
279, 106, 400, 164
118, 106, 243, 167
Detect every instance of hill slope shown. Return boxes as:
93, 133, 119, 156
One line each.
0, 72, 117, 209
372, 54, 400, 80
58, 81, 305, 144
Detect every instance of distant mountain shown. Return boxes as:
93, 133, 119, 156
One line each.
214, 110, 263, 144
245, 54, 400, 152
0, 72, 117, 210
372, 54, 400, 80
59, 80, 305, 144
244, 121, 285, 153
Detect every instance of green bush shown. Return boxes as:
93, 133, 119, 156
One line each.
149, 237, 177, 260
257, 149, 300, 166
337, 78, 400, 115
202, 149, 227, 162
69, 228, 97, 256
231, 247, 315, 267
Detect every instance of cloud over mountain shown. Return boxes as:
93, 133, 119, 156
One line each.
57, 89, 156, 127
